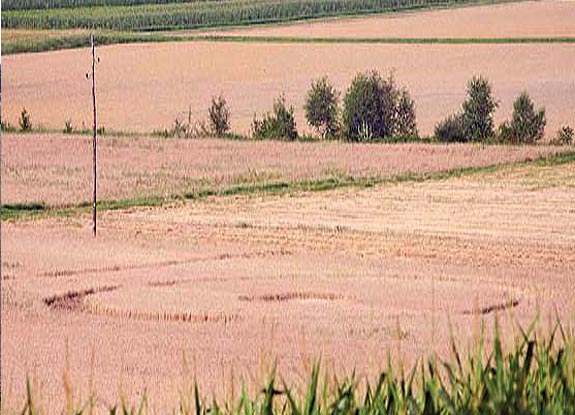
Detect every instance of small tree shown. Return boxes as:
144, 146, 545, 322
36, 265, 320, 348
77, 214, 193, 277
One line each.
499, 92, 546, 144
19, 107, 32, 132
395, 88, 417, 138
304, 76, 339, 139
342, 71, 398, 141
553, 125, 574, 145
462, 76, 498, 141
252, 95, 298, 140
64, 119, 74, 134
208, 94, 231, 136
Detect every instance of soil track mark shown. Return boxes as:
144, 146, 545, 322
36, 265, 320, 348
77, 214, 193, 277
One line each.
84, 303, 240, 325
43, 285, 120, 311
39, 249, 293, 279
239, 292, 344, 302
463, 299, 520, 316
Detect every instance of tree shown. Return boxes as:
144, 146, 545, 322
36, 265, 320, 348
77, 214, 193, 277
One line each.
395, 88, 417, 138
462, 76, 498, 141
342, 71, 398, 141
304, 76, 339, 139
498, 92, 546, 144
553, 125, 573, 145
252, 95, 298, 140
208, 94, 231, 136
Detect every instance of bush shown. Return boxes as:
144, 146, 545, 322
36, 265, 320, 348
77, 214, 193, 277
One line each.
462, 76, 498, 141
19, 107, 32, 132
434, 113, 467, 142
552, 125, 574, 145
498, 92, 546, 144
63, 119, 74, 134
252, 95, 298, 140
1, 120, 17, 132
208, 94, 230, 136
304, 76, 339, 139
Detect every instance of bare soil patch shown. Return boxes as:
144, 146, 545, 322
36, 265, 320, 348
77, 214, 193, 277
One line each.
2, 160, 574, 412
1, 133, 568, 206
3, 41, 574, 138
209, 0, 575, 39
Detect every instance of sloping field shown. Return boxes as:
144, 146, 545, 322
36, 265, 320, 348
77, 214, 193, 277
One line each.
3, 41, 575, 138
211, 0, 575, 38
2, 159, 575, 412
1, 133, 568, 206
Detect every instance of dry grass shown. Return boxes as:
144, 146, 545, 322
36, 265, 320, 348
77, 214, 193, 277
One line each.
2, 133, 569, 206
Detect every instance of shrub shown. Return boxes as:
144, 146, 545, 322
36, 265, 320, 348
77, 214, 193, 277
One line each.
63, 119, 74, 134
552, 125, 574, 145
252, 95, 298, 140
435, 113, 467, 142
342, 71, 398, 142
498, 92, 546, 144
19, 107, 32, 132
1, 120, 17, 132
208, 94, 230, 136
462, 76, 498, 141
395, 88, 418, 138
304, 76, 339, 139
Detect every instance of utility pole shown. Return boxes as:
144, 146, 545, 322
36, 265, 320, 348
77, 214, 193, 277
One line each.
91, 34, 98, 237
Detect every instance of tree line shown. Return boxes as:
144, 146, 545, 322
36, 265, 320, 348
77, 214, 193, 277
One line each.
3, 70, 573, 146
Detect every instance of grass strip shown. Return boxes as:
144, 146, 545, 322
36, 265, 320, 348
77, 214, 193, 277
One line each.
4, 31, 575, 54
2, 150, 574, 222
191, 35, 575, 44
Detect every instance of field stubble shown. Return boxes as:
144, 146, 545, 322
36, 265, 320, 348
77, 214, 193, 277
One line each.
1, 133, 570, 207
2, 149, 575, 411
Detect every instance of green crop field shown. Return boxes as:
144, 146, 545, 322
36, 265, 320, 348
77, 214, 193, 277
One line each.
2, 0, 494, 31
3, 0, 194, 10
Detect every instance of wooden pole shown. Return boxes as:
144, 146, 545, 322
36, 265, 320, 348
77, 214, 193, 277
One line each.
91, 34, 97, 237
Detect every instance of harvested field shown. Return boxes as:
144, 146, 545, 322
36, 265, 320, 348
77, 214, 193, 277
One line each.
3, 41, 575, 138
1, 133, 569, 206
211, 0, 575, 39
2, 158, 575, 412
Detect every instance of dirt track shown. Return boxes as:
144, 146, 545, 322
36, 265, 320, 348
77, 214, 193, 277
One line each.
2, 159, 575, 412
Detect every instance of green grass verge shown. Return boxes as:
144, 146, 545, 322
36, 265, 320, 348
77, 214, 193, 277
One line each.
4, 31, 575, 55
3, 150, 574, 222
12, 317, 575, 414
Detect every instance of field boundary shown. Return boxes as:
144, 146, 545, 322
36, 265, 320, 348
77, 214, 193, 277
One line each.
2, 150, 574, 221
4, 32, 575, 55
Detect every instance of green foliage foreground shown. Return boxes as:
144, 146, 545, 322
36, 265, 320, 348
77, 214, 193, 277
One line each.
11, 318, 575, 414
